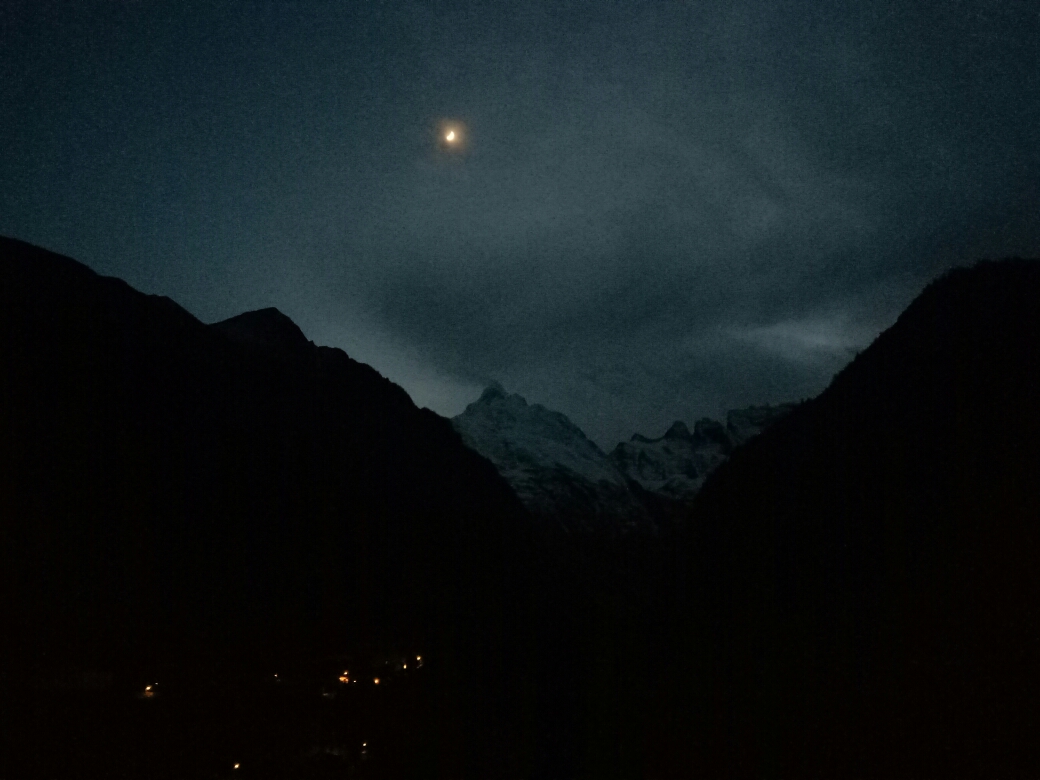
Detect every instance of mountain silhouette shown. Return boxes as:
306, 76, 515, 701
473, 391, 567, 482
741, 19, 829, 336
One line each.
0, 236, 538, 777
7, 235, 1039, 777
212, 306, 312, 349
672, 258, 1040, 777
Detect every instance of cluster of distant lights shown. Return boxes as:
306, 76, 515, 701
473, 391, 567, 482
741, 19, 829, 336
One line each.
140, 656, 423, 700
140, 653, 420, 694
139, 655, 424, 770
334, 655, 422, 687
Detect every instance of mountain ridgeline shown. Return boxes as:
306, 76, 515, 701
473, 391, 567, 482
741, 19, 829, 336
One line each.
452, 383, 794, 533
0, 236, 542, 777
673, 257, 1040, 777
3, 234, 1040, 777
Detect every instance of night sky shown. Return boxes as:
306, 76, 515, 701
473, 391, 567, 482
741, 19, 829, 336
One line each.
3, 1, 1038, 446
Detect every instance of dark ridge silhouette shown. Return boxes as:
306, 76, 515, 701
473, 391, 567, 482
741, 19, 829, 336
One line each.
668, 258, 1040, 778
212, 306, 313, 349
0, 236, 551, 778
7, 234, 1038, 778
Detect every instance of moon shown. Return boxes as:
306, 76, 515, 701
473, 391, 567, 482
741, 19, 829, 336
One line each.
438, 121, 465, 150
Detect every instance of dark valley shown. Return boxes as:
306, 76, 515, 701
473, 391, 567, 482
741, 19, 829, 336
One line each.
3, 236, 1040, 778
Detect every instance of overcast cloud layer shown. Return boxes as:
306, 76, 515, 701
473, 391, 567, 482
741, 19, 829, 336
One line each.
3, 0, 1038, 446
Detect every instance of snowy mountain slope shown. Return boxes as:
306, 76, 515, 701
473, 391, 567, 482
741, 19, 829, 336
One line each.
609, 405, 798, 498
452, 383, 796, 530
452, 384, 651, 533
608, 419, 732, 498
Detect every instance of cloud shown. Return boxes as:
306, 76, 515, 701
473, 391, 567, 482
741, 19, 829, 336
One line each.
727, 317, 873, 365
356, 67, 892, 444
1, 0, 1037, 447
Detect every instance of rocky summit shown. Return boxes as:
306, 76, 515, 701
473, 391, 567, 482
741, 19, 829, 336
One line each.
453, 382, 795, 532
452, 383, 652, 534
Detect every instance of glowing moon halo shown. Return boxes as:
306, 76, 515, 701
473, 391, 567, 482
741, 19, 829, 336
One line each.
438, 121, 465, 150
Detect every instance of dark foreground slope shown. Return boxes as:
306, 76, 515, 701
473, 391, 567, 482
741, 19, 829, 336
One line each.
674, 259, 1040, 778
0, 237, 542, 778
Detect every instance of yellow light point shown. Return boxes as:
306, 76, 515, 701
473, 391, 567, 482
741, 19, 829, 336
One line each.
446, 130, 456, 142
233, 763, 240, 770
373, 677, 380, 685
403, 663, 407, 669
416, 656, 421, 661
145, 685, 152, 691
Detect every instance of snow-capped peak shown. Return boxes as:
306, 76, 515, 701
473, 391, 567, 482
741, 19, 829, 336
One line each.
454, 385, 617, 486
664, 421, 691, 439
453, 385, 797, 532
452, 385, 655, 533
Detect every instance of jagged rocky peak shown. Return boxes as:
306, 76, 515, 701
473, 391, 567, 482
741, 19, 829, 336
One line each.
453, 385, 650, 533
461, 383, 598, 449
454, 382, 800, 529
211, 307, 311, 349
466, 382, 533, 416
610, 416, 734, 501
610, 406, 793, 501
664, 421, 691, 439
455, 385, 610, 474
477, 380, 510, 403
470, 382, 536, 414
